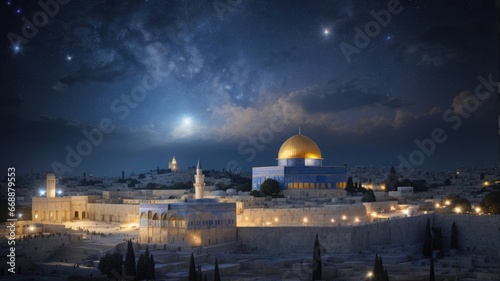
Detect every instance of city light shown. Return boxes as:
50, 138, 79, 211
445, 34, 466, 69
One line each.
435, 203, 440, 208
274, 217, 279, 222
354, 217, 360, 223
18, 213, 22, 218
445, 200, 451, 206
57, 190, 63, 195
454, 207, 462, 214
483, 181, 489, 186
371, 212, 377, 217
303, 217, 308, 223
331, 218, 335, 223
39, 190, 45, 196
342, 215, 347, 220
475, 207, 481, 214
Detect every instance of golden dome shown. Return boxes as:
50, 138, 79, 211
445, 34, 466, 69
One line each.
277, 133, 322, 160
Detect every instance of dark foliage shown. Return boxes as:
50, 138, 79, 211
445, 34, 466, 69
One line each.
312, 234, 322, 281
98, 251, 123, 280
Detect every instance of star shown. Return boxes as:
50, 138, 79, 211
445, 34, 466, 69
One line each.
13, 45, 20, 54
323, 29, 330, 35
16, 8, 21, 14
66, 55, 73, 61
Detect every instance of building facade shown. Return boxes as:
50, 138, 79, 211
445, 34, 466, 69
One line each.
252, 132, 347, 190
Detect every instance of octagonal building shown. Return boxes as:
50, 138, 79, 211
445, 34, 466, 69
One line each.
252, 131, 347, 191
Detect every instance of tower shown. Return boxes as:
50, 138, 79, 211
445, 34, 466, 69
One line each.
169, 156, 178, 172
46, 173, 56, 198
194, 160, 205, 199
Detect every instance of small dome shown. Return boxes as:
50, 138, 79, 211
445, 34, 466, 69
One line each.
277, 133, 322, 160
226, 189, 237, 196
211, 190, 226, 196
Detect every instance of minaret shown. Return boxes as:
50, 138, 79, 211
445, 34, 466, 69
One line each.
194, 160, 205, 199
46, 173, 56, 198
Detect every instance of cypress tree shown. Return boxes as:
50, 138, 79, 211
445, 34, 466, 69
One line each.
124, 240, 136, 278
373, 255, 389, 281
423, 218, 432, 258
312, 234, 322, 281
432, 227, 444, 259
429, 258, 435, 281
144, 246, 150, 279
189, 253, 197, 281
136, 253, 146, 281
373, 254, 381, 276
213, 259, 221, 281
450, 221, 458, 250
148, 254, 155, 280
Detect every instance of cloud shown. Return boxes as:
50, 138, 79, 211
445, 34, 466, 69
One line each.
402, 24, 492, 67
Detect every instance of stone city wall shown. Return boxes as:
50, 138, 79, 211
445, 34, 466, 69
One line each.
238, 214, 432, 254
237, 204, 368, 227
433, 214, 500, 255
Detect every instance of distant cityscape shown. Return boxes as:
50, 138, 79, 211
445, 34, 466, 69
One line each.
1, 132, 500, 280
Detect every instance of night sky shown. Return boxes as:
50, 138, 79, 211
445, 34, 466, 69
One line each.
1, 0, 498, 177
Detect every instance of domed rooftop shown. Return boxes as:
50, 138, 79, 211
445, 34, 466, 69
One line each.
277, 132, 322, 160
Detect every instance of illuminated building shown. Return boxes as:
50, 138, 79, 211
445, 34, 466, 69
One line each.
252, 131, 347, 190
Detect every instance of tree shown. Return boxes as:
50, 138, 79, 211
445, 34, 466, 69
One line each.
373, 254, 388, 281
124, 240, 136, 278
385, 167, 398, 191
479, 191, 500, 214
346, 176, 355, 193
147, 254, 155, 280
312, 234, 322, 281
137, 254, 146, 281
361, 189, 376, 202
450, 222, 458, 250
374, 254, 382, 277
214, 259, 221, 281
249, 190, 261, 197
423, 219, 432, 258
189, 253, 197, 281
236, 182, 252, 192
98, 251, 123, 280
451, 197, 471, 213
432, 227, 444, 259
260, 178, 280, 196
429, 258, 435, 281
144, 246, 150, 279
138, 173, 146, 179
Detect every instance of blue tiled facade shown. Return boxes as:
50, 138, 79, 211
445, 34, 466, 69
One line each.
252, 165, 347, 190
